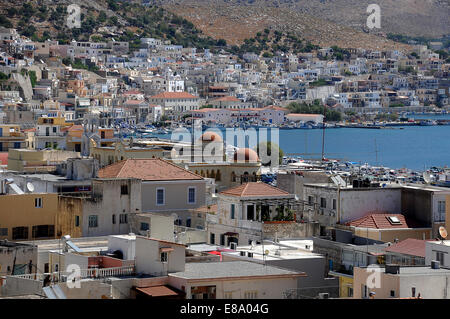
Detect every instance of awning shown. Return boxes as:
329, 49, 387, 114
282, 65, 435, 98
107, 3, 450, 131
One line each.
160, 247, 174, 253
136, 286, 181, 297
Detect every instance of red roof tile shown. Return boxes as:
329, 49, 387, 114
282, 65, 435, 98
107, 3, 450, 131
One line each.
220, 182, 292, 198
98, 158, 204, 181
345, 213, 424, 229
384, 238, 427, 258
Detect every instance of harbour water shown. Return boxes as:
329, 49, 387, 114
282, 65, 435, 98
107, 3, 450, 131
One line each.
152, 114, 450, 171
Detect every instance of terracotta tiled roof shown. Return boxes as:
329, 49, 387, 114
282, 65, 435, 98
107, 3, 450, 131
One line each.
384, 238, 427, 258
345, 213, 424, 229
150, 92, 198, 99
68, 125, 83, 131
263, 105, 288, 112
98, 158, 204, 181
124, 99, 146, 105
220, 182, 291, 198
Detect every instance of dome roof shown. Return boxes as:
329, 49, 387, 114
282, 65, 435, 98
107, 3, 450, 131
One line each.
233, 148, 259, 162
199, 131, 223, 142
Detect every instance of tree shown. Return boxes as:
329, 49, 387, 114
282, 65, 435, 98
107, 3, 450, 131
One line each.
287, 100, 342, 122
255, 141, 284, 167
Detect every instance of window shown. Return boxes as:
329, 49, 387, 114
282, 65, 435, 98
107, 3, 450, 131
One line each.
188, 187, 196, 204
88, 215, 98, 228
224, 292, 233, 299
411, 287, 416, 298
75, 216, 80, 227
435, 251, 445, 264
121, 185, 128, 195
387, 216, 402, 225
332, 199, 337, 210
35, 198, 43, 208
220, 234, 225, 246
437, 201, 446, 221
210, 233, 215, 244
231, 204, 235, 219
160, 252, 168, 263
140, 222, 149, 231
320, 198, 326, 208
244, 291, 258, 299
347, 287, 353, 297
32, 225, 55, 238
186, 218, 191, 228
12, 227, 28, 240
112, 214, 116, 224
156, 188, 165, 205
390, 290, 396, 298
362, 285, 368, 298
0, 228, 8, 236
247, 205, 255, 220
119, 214, 128, 224
308, 196, 314, 205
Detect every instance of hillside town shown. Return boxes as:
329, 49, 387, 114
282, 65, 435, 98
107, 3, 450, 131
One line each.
0, 23, 449, 301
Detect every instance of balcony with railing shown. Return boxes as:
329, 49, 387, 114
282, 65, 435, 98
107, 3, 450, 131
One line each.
11, 265, 135, 282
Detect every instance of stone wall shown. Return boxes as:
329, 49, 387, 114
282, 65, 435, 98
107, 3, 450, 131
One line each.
262, 221, 319, 240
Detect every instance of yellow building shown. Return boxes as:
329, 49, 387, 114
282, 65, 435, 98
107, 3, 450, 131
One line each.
7, 149, 80, 172
0, 193, 80, 241
91, 141, 164, 167
330, 271, 354, 298
0, 124, 26, 152
66, 126, 116, 153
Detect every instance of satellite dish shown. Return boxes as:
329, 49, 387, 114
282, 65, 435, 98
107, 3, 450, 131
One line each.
250, 241, 256, 248
439, 226, 448, 240
26, 182, 35, 193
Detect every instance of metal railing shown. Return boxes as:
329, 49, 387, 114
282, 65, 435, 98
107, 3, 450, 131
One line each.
12, 265, 135, 282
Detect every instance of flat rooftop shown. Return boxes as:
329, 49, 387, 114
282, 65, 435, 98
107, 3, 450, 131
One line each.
19, 236, 109, 252
169, 261, 305, 280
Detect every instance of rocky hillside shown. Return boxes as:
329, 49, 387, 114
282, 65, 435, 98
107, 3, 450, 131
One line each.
159, 0, 450, 39
163, 3, 414, 51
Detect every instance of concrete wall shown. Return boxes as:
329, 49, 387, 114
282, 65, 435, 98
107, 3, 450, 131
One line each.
81, 179, 141, 237
425, 241, 450, 267
0, 277, 43, 297
0, 244, 37, 276
262, 221, 320, 240
168, 276, 299, 299
0, 193, 59, 241
141, 180, 206, 213
135, 237, 185, 276
340, 188, 402, 223
107, 235, 136, 260
56, 279, 112, 299
401, 188, 432, 226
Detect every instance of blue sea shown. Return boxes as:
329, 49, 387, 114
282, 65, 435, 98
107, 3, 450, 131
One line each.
154, 114, 450, 171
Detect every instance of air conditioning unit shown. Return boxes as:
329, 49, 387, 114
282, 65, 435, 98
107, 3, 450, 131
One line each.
318, 293, 329, 299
